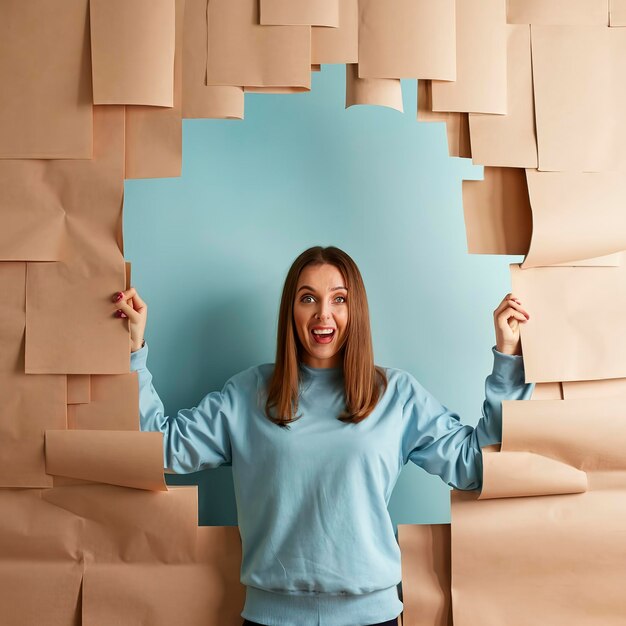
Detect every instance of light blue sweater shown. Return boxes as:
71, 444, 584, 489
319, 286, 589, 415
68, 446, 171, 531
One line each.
130, 343, 533, 626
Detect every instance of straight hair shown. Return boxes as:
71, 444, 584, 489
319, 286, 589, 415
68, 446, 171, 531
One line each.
265, 246, 388, 427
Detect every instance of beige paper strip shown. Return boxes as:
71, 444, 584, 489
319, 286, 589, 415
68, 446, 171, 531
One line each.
507, 0, 609, 25
562, 379, 626, 399
0, 0, 92, 159
182, 0, 244, 119
398, 524, 452, 626
86, 375, 131, 430
25, 106, 130, 375
0, 263, 67, 488
417, 80, 448, 123
68, 374, 139, 431
610, 0, 626, 24
511, 262, 626, 382
358, 0, 456, 80
462, 167, 532, 255
125, 0, 184, 179
468, 24, 538, 167
532, 25, 626, 172
90, 0, 175, 107
522, 170, 626, 268
530, 381, 562, 400
45, 430, 167, 491
260, 0, 339, 26
431, 0, 507, 114
83, 526, 245, 625
311, 0, 358, 64
206, 0, 311, 89
451, 483, 626, 625
479, 449, 588, 499
446, 114, 471, 158
67, 375, 91, 405
345, 64, 403, 112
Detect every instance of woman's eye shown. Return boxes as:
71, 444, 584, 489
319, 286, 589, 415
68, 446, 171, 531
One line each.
335, 296, 346, 303
301, 295, 314, 303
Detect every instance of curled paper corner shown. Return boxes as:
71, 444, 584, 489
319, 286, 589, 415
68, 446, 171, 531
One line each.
479, 450, 588, 500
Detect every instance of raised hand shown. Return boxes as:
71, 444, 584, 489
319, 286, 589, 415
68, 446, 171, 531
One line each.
493, 293, 529, 356
112, 287, 148, 352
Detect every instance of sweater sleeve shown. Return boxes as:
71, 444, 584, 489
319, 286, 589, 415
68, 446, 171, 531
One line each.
400, 345, 535, 491
130, 341, 235, 474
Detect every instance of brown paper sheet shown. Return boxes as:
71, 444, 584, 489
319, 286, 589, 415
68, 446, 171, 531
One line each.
562, 378, 626, 399
0, 263, 67, 488
532, 25, 626, 172
206, 0, 311, 89
507, 0, 609, 25
398, 524, 452, 626
358, 0, 456, 80
462, 167, 532, 255
452, 395, 626, 624
0, 0, 92, 159
182, 0, 244, 119
511, 262, 626, 382
244, 86, 310, 93
311, 64, 322, 72
82, 526, 245, 625
260, 0, 339, 26
311, 0, 358, 64
125, 0, 184, 179
522, 170, 626, 267
468, 24, 538, 167
25, 106, 130, 375
345, 64, 403, 112
610, 0, 626, 24
67, 375, 91, 405
90, 0, 175, 107
431, 0, 507, 115
67, 374, 139, 430
45, 430, 167, 491
530, 381, 562, 400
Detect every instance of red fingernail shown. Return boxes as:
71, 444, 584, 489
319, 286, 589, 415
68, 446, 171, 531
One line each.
120, 312, 127, 318
115, 292, 123, 302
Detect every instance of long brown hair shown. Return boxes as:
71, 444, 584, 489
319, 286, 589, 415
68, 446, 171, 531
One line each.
264, 246, 388, 427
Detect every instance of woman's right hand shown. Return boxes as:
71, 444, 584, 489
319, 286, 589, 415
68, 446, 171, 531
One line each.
112, 287, 148, 352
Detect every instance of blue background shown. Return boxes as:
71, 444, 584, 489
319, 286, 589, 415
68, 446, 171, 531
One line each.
124, 65, 522, 528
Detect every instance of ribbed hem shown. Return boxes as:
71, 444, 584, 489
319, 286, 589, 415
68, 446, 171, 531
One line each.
241, 585, 403, 626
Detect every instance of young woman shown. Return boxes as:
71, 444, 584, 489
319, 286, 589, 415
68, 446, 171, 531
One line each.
112, 245, 532, 626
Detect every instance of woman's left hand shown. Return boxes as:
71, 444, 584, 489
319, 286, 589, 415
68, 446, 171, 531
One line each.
493, 293, 530, 356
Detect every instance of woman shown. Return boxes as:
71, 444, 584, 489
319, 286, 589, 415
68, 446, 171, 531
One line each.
112, 245, 532, 626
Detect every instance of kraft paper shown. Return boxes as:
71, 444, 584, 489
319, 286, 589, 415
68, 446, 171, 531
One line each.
82, 526, 245, 626
260, 0, 339, 26
511, 262, 626, 382
532, 25, 626, 172
398, 524, 452, 626
610, 0, 626, 24
44, 430, 167, 491
358, 0, 456, 80
206, 0, 311, 89
507, 0, 609, 25
125, 0, 184, 179
522, 170, 626, 267
67, 374, 139, 431
562, 379, 626, 399
182, 0, 244, 119
0, 0, 92, 159
431, 0, 507, 115
462, 167, 532, 255
90, 0, 175, 107
530, 382, 563, 400
0, 263, 67, 488
468, 24, 538, 168
67, 375, 91, 405
345, 64, 403, 112
24, 106, 130, 375
311, 0, 358, 64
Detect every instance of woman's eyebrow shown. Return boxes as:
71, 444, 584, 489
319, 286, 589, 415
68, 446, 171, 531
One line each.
297, 285, 347, 293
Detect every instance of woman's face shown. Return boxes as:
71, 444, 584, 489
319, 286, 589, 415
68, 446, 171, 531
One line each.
293, 263, 348, 369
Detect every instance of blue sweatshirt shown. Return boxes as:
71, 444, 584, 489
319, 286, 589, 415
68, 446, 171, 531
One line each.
130, 343, 533, 626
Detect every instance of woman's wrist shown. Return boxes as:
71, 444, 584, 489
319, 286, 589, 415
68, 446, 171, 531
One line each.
131, 338, 146, 353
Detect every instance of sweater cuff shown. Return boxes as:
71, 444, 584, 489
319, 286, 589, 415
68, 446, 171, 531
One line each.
491, 344, 525, 385
130, 341, 149, 371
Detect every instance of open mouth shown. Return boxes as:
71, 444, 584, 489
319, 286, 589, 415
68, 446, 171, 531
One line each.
311, 328, 335, 344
